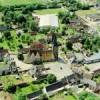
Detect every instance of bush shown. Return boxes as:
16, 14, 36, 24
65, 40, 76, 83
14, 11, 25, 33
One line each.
17, 53, 24, 61
33, 59, 43, 65
47, 74, 57, 84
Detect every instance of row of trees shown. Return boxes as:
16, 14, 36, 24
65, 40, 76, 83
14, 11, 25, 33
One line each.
62, 0, 90, 11
0, 1, 61, 12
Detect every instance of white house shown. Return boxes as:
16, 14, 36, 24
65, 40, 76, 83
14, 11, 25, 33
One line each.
32, 14, 59, 27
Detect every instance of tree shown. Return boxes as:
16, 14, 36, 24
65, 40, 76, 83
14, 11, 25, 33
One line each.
47, 74, 57, 84
66, 41, 73, 50
17, 14, 26, 23
22, 5, 33, 14
17, 53, 24, 61
4, 31, 12, 40
79, 92, 88, 100
30, 21, 38, 31
18, 44, 23, 49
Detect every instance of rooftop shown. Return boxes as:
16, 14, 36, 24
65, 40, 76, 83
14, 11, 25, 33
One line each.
86, 13, 100, 22
84, 62, 100, 73
85, 52, 100, 62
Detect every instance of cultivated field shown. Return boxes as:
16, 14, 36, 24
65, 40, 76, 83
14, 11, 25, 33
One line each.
0, 0, 49, 6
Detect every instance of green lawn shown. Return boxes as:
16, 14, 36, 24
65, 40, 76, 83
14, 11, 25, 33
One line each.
0, 0, 48, 6
76, 8, 99, 16
34, 8, 64, 15
79, 91, 100, 100
50, 92, 76, 100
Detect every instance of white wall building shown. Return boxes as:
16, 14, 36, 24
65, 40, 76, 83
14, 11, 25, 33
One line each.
32, 14, 59, 27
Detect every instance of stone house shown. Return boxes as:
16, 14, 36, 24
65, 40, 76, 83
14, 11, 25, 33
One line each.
0, 49, 8, 61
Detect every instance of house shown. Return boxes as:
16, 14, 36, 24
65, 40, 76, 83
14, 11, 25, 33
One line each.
28, 64, 47, 80
94, 84, 100, 94
84, 51, 100, 64
76, 10, 100, 35
80, 78, 97, 90
32, 14, 59, 27
84, 62, 100, 76
76, 0, 97, 6
0, 48, 8, 61
67, 34, 82, 43
72, 52, 84, 64
0, 25, 10, 32
72, 43, 82, 52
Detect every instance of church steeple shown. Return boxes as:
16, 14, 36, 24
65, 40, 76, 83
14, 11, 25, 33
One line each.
52, 33, 58, 60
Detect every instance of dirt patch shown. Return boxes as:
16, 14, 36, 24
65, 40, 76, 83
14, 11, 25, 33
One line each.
0, 91, 12, 100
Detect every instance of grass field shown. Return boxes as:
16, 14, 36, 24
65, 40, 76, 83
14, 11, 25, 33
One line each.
76, 8, 100, 16
0, 0, 48, 6
34, 8, 64, 15
50, 93, 76, 100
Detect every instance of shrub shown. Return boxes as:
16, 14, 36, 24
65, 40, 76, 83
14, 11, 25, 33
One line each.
47, 74, 57, 84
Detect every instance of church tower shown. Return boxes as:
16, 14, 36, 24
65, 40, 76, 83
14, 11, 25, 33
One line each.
52, 33, 58, 60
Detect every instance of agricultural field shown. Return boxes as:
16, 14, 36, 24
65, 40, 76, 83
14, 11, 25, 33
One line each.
0, 0, 49, 6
